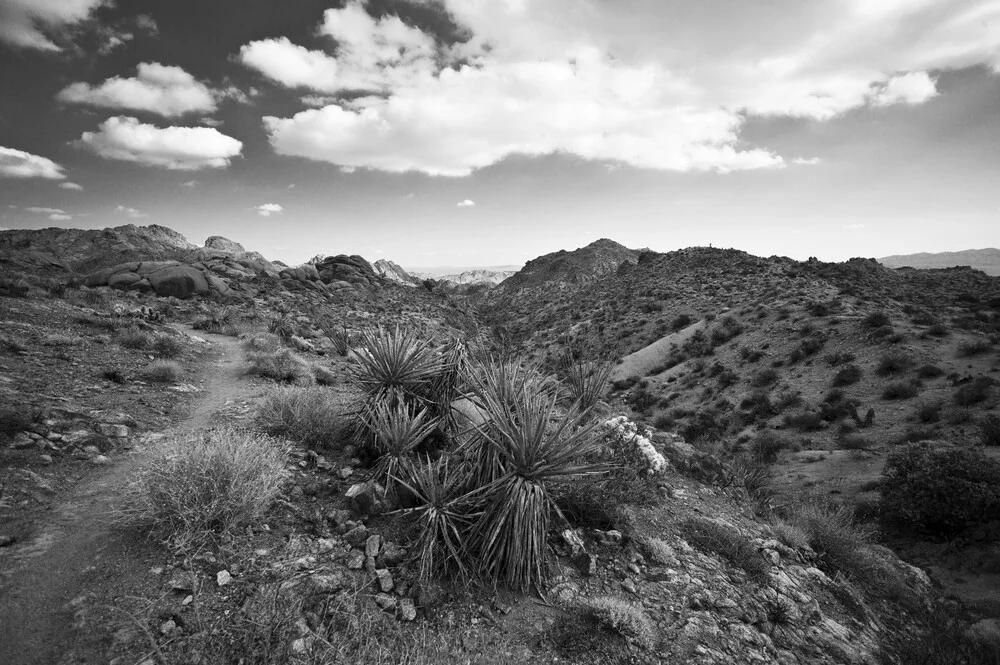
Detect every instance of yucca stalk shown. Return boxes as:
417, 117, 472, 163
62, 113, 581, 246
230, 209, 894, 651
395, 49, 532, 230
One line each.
393, 457, 477, 583
562, 356, 615, 413
360, 402, 438, 496
351, 326, 445, 409
472, 389, 607, 589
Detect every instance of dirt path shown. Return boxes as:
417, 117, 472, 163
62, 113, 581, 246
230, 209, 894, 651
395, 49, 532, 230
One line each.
0, 326, 257, 665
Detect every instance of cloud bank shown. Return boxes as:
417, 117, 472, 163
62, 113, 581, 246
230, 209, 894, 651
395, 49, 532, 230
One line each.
0, 146, 65, 179
77, 116, 243, 170
0, 0, 104, 51
58, 63, 218, 117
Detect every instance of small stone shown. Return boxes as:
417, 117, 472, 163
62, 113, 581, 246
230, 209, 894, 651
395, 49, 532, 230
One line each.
83, 445, 101, 455
328, 509, 351, 526
347, 552, 365, 569
159, 619, 177, 635
150, 567, 164, 575
374, 593, 397, 610
181, 595, 193, 606
398, 598, 417, 621
338, 467, 353, 479
290, 637, 314, 655
365, 556, 377, 575
217, 570, 232, 586
621, 578, 638, 594
365, 534, 382, 558
376, 569, 394, 593
377, 542, 406, 568
11, 433, 33, 449
574, 552, 598, 576
561, 529, 585, 556
344, 525, 370, 547
628, 563, 642, 575
96, 423, 129, 438
39, 454, 52, 464
91, 455, 110, 465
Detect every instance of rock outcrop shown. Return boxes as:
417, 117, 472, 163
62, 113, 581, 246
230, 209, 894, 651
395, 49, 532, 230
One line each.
373, 259, 420, 287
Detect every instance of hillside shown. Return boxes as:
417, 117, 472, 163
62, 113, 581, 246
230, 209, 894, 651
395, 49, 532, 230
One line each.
879, 248, 1000, 276
1, 226, 998, 664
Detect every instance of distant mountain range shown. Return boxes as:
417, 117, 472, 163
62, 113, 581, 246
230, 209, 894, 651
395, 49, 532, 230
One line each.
878, 248, 1000, 276
409, 266, 520, 285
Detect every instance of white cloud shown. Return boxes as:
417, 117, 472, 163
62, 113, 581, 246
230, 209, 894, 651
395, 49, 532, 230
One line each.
255, 203, 283, 217
0, 146, 65, 179
792, 157, 821, 165
48, 213, 72, 221
181, 180, 199, 187
0, 0, 104, 51
58, 63, 217, 117
115, 205, 147, 218
339, 165, 356, 174
59, 181, 83, 190
77, 116, 243, 170
456, 199, 475, 207
250, 0, 1000, 176
25, 206, 66, 214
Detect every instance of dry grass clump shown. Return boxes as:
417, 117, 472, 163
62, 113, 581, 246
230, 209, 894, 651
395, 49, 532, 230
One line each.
770, 520, 810, 551
882, 381, 920, 400
585, 596, 656, 649
875, 351, 913, 377
247, 348, 315, 385
116, 325, 152, 350
144, 359, 181, 383
832, 364, 863, 387
116, 427, 290, 550
152, 334, 183, 358
311, 363, 338, 385
635, 535, 677, 565
256, 386, 346, 448
679, 516, 770, 582
561, 355, 614, 413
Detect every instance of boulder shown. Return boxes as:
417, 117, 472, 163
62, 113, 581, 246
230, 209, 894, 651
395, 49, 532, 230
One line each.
203, 236, 246, 253
146, 265, 209, 298
108, 272, 142, 290
83, 262, 140, 287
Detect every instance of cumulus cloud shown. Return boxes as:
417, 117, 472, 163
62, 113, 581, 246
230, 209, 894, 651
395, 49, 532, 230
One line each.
456, 199, 475, 207
59, 181, 83, 190
49, 213, 72, 220
76, 116, 243, 170
58, 63, 217, 117
249, 0, 1000, 176
0, 0, 104, 51
116, 205, 147, 218
0, 146, 66, 179
255, 203, 283, 217
25, 206, 66, 214
792, 157, 821, 165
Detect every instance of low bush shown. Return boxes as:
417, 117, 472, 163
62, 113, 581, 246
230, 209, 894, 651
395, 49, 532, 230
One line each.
784, 411, 824, 432
981, 414, 1000, 447
247, 348, 315, 385
825, 351, 856, 366
875, 351, 913, 377
257, 386, 345, 448
916, 364, 945, 379
0, 405, 33, 439
862, 311, 891, 329
585, 597, 656, 649
751, 368, 779, 387
958, 338, 993, 357
312, 364, 338, 385
678, 516, 769, 581
116, 427, 290, 550
838, 433, 872, 451
748, 430, 791, 463
144, 360, 180, 383
914, 401, 943, 423
926, 323, 950, 337
152, 334, 183, 358
832, 364, 863, 387
955, 377, 994, 406
882, 381, 920, 400
881, 444, 1000, 535
116, 326, 152, 350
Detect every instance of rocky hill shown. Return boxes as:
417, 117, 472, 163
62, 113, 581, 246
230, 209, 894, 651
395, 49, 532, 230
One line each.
491, 238, 640, 296
879, 248, 1000, 276
373, 259, 421, 286
412, 267, 518, 285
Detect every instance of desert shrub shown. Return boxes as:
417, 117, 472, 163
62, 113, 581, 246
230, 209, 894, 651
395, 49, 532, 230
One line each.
825, 351, 856, 366
247, 348, 315, 385
751, 368, 779, 387
739, 345, 764, 363
245, 332, 283, 353
875, 351, 913, 377
192, 305, 239, 335
862, 311, 891, 329
152, 334, 182, 358
585, 597, 656, 649
926, 323, 950, 337
679, 517, 769, 581
628, 380, 656, 413
652, 413, 674, 430
748, 430, 791, 463
0, 334, 28, 353
682, 407, 728, 441
880, 602, 1000, 665
917, 364, 945, 379
838, 433, 871, 451
359, 401, 438, 495
562, 356, 614, 413
955, 377, 995, 406
739, 390, 776, 424
896, 427, 933, 445
256, 386, 345, 448
980, 415, 1000, 447
116, 427, 290, 550
770, 520, 810, 551
958, 338, 993, 357
882, 381, 920, 400
832, 364, 863, 387
635, 535, 678, 565
670, 313, 694, 331
144, 359, 180, 383
268, 313, 295, 340
116, 326, 152, 350
103, 368, 127, 384
0, 405, 33, 439
312, 364, 337, 385
881, 444, 1000, 535
914, 401, 943, 424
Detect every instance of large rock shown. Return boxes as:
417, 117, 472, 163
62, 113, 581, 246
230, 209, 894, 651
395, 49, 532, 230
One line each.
280, 264, 320, 282
203, 236, 246, 254
317, 255, 378, 287
145, 265, 209, 298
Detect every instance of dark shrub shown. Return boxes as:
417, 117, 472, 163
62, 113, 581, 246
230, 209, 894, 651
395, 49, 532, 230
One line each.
748, 430, 790, 463
916, 364, 944, 379
153, 335, 183, 359
926, 323, 950, 337
784, 411, 824, 432
681, 408, 727, 442
832, 364, 863, 387
914, 401, 943, 424
882, 445, 1000, 535
670, 314, 693, 331
882, 381, 920, 400
678, 517, 769, 582
825, 351, 856, 366
740, 390, 776, 422
980, 414, 1000, 447
751, 368, 779, 387
958, 339, 993, 357
862, 311, 891, 329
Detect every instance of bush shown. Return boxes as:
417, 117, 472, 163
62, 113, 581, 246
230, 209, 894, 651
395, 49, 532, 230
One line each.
247, 348, 315, 385
958, 338, 993, 357
751, 368, 779, 387
825, 351, 856, 366
678, 517, 769, 581
955, 377, 994, 406
0, 405, 33, 439
875, 351, 913, 377
257, 386, 346, 448
312, 364, 338, 385
881, 445, 1000, 535
562, 357, 614, 413
882, 381, 919, 400
979, 414, 1000, 447
116, 427, 290, 549
586, 597, 656, 649
832, 364, 863, 387
748, 430, 791, 463
117, 326, 152, 350
144, 359, 180, 383
152, 334, 183, 358
917, 364, 945, 379
914, 401, 943, 424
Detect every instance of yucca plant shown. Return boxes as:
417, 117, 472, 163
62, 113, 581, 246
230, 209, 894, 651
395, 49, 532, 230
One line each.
561, 355, 614, 413
360, 401, 438, 497
352, 326, 445, 410
473, 389, 606, 590
393, 456, 478, 584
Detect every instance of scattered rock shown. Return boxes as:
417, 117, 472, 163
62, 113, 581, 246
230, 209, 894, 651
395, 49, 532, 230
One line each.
398, 598, 417, 621
344, 524, 370, 548
365, 534, 383, 558
216, 570, 232, 587
96, 423, 129, 437
376, 569, 394, 593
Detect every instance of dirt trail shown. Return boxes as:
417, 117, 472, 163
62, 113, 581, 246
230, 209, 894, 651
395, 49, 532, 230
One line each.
0, 326, 257, 665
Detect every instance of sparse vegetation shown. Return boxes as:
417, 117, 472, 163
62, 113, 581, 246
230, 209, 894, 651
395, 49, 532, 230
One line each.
832, 364, 863, 387
144, 359, 180, 383
256, 386, 345, 448
875, 351, 913, 377
247, 348, 315, 385
679, 516, 769, 582
882, 381, 920, 400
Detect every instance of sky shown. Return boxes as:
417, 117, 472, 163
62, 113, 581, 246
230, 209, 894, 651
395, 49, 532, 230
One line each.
1, 0, 999, 269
